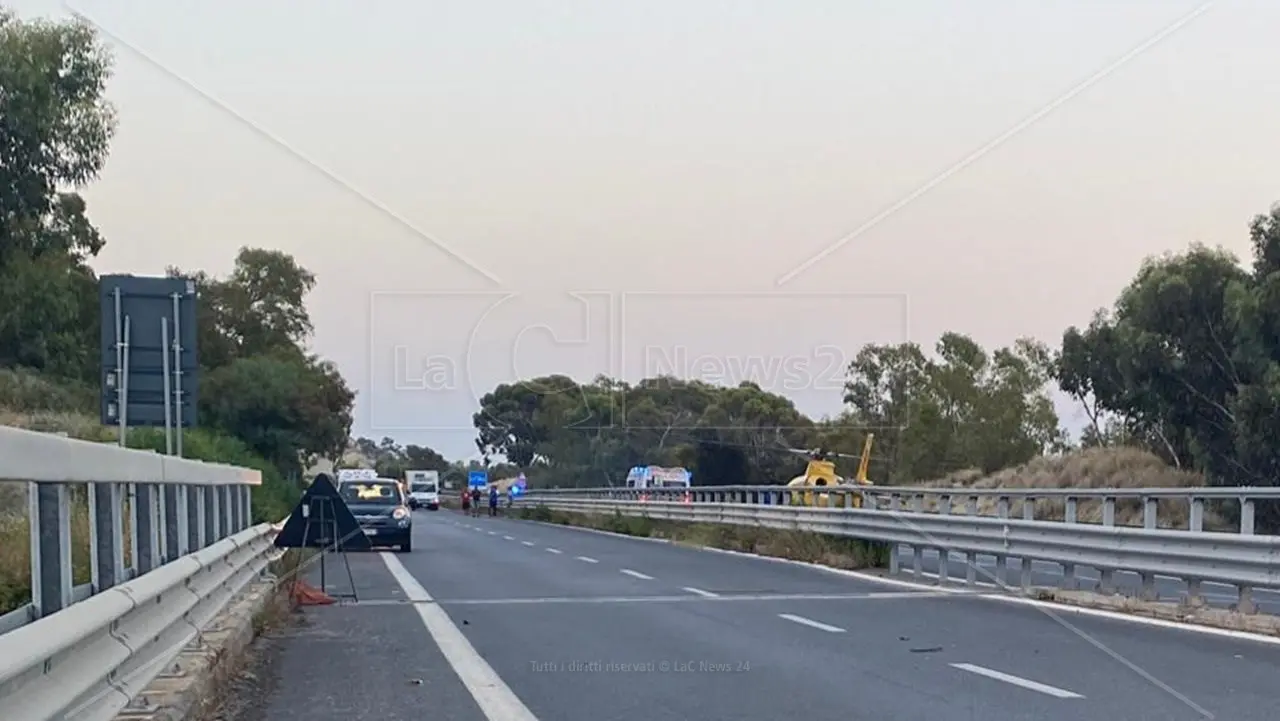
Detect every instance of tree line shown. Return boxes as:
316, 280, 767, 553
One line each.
473, 212, 1280, 527
0, 11, 356, 515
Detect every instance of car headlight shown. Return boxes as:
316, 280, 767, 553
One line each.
392, 506, 409, 520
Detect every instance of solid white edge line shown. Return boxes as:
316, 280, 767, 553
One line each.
380, 553, 540, 721
950, 663, 1084, 699
778, 613, 845, 633
516, 517, 1280, 647
620, 568, 653, 580
683, 587, 719, 598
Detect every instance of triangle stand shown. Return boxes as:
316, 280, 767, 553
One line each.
276, 473, 372, 604
298, 496, 359, 602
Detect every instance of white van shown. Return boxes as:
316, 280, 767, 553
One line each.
406, 469, 440, 510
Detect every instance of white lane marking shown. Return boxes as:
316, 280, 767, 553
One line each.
950, 663, 1084, 699
521, 541, 535, 546
488, 531, 497, 535
503, 535, 515, 541
683, 587, 719, 598
435, 591, 954, 606
620, 568, 653, 580
778, 613, 845, 633
381, 554, 540, 721
545, 547, 563, 554
522, 517, 1280, 646
575, 556, 598, 564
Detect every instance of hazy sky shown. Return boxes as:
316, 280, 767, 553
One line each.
11, 1, 1280, 459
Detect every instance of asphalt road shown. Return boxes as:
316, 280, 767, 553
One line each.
893, 547, 1280, 614
244, 509, 1280, 721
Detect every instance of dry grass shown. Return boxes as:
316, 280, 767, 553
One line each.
907, 446, 1230, 530
0, 411, 134, 615
0, 494, 126, 614
519, 505, 890, 570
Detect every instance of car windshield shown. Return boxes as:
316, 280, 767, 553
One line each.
340, 483, 399, 505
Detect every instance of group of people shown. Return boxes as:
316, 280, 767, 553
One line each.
462, 484, 508, 517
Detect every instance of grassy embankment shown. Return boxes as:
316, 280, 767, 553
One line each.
0, 368, 302, 615
516, 446, 1233, 573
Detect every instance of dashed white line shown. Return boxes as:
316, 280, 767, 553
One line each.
950, 663, 1084, 699
683, 587, 719, 598
488, 531, 497, 535
545, 548, 563, 554
575, 556, 598, 564
620, 569, 653, 580
503, 535, 515, 541
778, 613, 845, 633
522, 541, 535, 547
381, 554, 540, 721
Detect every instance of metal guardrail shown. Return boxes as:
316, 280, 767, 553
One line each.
0, 522, 279, 721
527, 483, 1280, 533
0, 425, 261, 632
521, 485, 1280, 613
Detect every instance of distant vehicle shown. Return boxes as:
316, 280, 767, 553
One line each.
406, 469, 440, 510
625, 465, 691, 489
338, 478, 412, 552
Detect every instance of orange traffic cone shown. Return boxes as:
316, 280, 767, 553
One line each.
291, 580, 335, 606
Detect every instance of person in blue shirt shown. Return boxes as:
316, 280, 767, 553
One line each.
488, 484, 499, 516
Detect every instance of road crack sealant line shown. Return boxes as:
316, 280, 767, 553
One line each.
513, 516, 1280, 647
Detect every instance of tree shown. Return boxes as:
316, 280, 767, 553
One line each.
473, 374, 816, 487
843, 333, 1064, 483
0, 11, 115, 381
200, 354, 355, 478
0, 10, 116, 255
170, 247, 318, 370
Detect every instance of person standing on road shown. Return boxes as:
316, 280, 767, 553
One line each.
488, 484, 499, 516
469, 486, 482, 517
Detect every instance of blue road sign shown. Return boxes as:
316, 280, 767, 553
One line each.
469, 470, 489, 488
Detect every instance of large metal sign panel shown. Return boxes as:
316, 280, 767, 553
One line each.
99, 274, 199, 428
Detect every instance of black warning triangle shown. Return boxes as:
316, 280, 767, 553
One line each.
275, 473, 373, 551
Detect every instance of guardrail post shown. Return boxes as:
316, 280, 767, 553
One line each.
1097, 496, 1116, 593
995, 496, 1009, 586
162, 484, 179, 562
1019, 498, 1034, 591
960, 496, 977, 586
1237, 497, 1256, 612
1189, 497, 1204, 532
203, 486, 217, 547
1136, 496, 1159, 600
190, 486, 206, 550
242, 485, 253, 528
29, 482, 73, 618
1062, 497, 1078, 590
89, 481, 124, 593
936, 495, 951, 585
231, 485, 243, 531
887, 494, 902, 575
1241, 498, 1255, 534
135, 484, 158, 574
910, 495, 924, 578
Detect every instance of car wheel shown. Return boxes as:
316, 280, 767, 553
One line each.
399, 538, 412, 552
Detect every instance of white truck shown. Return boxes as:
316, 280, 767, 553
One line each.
405, 469, 441, 510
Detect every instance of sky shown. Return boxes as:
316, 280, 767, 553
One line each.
10, 1, 1280, 460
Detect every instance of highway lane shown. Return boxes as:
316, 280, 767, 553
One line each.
893, 547, 1280, 613
240, 509, 1280, 721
